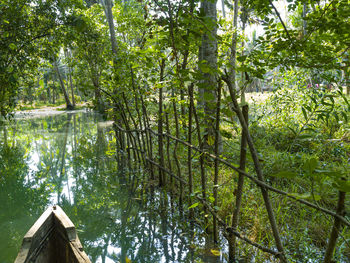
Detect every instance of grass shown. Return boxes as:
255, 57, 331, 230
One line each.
174, 88, 350, 262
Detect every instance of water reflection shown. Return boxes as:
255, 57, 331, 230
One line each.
0, 111, 224, 263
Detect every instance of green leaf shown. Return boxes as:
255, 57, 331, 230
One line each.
334, 180, 350, 192
199, 63, 210, 73
298, 134, 313, 140
287, 126, 297, 135
188, 202, 199, 209
341, 111, 348, 122
303, 158, 318, 173
9, 43, 17, 50
301, 107, 308, 120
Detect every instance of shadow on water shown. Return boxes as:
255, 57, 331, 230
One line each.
0, 111, 228, 263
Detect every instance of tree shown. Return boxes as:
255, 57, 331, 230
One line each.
70, 5, 110, 114
198, 0, 218, 152
0, 0, 82, 116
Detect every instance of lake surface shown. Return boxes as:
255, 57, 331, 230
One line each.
0, 111, 224, 263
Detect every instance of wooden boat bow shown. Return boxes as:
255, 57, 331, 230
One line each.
15, 205, 91, 263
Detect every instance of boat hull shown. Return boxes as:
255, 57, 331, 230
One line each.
15, 206, 91, 263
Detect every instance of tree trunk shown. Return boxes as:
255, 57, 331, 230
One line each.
323, 191, 346, 263
198, 0, 218, 153
158, 59, 166, 186
66, 49, 76, 107
221, 0, 226, 18
229, 105, 248, 260
92, 75, 105, 114
44, 73, 50, 104
188, 83, 194, 219
54, 60, 74, 110
103, 0, 118, 58
102, 0, 126, 162
213, 81, 222, 243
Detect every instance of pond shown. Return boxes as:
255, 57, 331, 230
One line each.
0, 110, 225, 263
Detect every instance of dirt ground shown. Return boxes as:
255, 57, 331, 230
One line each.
14, 104, 88, 119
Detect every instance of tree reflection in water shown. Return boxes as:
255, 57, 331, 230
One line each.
0, 111, 224, 263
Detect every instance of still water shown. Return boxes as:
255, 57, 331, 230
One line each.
0, 111, 224, 263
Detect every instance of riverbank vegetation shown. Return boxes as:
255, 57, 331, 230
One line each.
1, 0, 350, 262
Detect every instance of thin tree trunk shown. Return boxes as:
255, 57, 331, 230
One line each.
54, 60, 73, 110
229, 104, 248, 260
130, 68, 147, 167
213, 81, 222, 243
192, 86, 208, 228
199, 0, 218, 153
221, 0, 226, 17
44, 73, 50, 103
141, 95, 154, 179
172, 91, 183, 210
158, 59, 166, 186
65, 48, 76, 107
122, 92, 143, 166
102, 0, 126, 165
69, 67, 75, 107
323, 191, 346, 263
188, 83, 194, 218
103, 0, 118, 58
165, 109, 172, 184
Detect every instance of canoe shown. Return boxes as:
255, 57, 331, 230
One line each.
15, 205, 91, 263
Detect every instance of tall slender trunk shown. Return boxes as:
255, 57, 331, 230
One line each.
213, 81, 222, 243
54, 60, 73, 110
221, 0, 226, 17
64, 49, 76, 107
44, 73, 50, 103
103, 0, 118, 58
102, 0, 126, 162
172, 90, 183, 210
199, 0, 218, 153
92, 75, 105, 114
323, 191, 346, 263
158, 59, 166, 186
229, 105, 248, 260
188, 83, 194, 218
192, 88, 208, 228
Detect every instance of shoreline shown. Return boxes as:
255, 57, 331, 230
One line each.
14, 104, 90, 119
